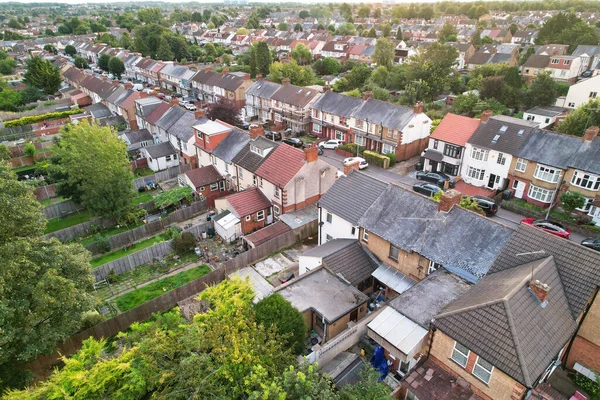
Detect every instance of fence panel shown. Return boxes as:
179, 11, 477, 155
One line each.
132, 164, 192, 189
34, 184, 57, 201
43, 200, 85, 220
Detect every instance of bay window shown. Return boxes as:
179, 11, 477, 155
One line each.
528, 184, 554, 203
534, 164, 561, 183
467, 166, 485, 180
571, 170, 600, 191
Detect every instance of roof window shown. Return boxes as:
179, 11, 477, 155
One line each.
517, 129, 525, 136
499, 125, 508, 133
492, 134, 500, 143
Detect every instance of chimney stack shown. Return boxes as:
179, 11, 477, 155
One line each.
249, 124, 265, 139
102, 76, 108, 81
438, 189, 461, 212
256, 74, 264, 80
322, 85, 330, 93
480, 110, 493, 123
304, 145, 319, 163
583, 126, 599, 143
124, 82, 133, 90
343, 159, 360, 175
282, 77, 291, 86
222, 67, 230, 74
195, 109, 207, 119
529, 280, 550, 304
244, 73, 250, 80
139, 91, 148, 99
362, 90, 373, 101
112, 79, 120, 85
414, 101, 423, 114
169, 97, 180, 107
204, 66, 212, 72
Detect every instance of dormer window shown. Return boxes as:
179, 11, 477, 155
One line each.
250, 145, 264, 157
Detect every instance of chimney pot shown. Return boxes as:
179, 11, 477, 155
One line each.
282, 77, 291, 86
256, 74, 264, 80
362, 90, 373, 101
529, 280, 550, 304
414, 101, 424, 114
249, 124, 265, 139
304, 145, 319, 163
480, 110, 493, 123
322, 85, 330, 93
222, 67, 230, 74
438, 189, 461, 212
583, 126, 599, 143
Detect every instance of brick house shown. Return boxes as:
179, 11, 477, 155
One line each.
214, 187, 273, 236
179, 165, 231, 207
191, 67, 252, 109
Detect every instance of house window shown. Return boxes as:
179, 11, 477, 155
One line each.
238, 167, 244, 179
351, 226, 356, 235
467, 166, 485, 180
571, 170, 600, 190
210, 183, 219, 191
545, 118, 550, 124
443, 163, 459, 176
428, 260, 442, 275
273, 204, 280, 217
275, 113, 282, 122
551, 58, 559, 64
313, 123, 322, 134
451, 342, 470, 368
393, 130, 398, 139
335, 130, 345, 141
497, 153, 506, 165
355, 119, 364, 129
274, 187, 280, 198
443, 144, 461, 159
362, 230, 369, 242
259, 177, 263, 187
590, 92, 598, 99
212, 155, 217, 165
473, 357, 494, 384
526, 115, 535, 121
564, 60, 571, 66
312, 109, 320, 118
326, 234, 333, 242
389, 244, 400, 261
470, 147, 489, 161
256, 210, 265, 221
528, 184, 554, 203
515, 158, 527, 172
253, 175, 257, 185
326, 212, 333, 223
165, 155, 172, 161
225, 163, 229, 173
246, 215, 251, 221
577, 197, 594, 212
534, 164, 561, 183
355, 135, 366, 146
382, 144, 394, 154
568, 102, 576, 108
433, 139, 439, 149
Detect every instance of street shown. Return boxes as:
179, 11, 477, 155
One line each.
319, 149, 591, 244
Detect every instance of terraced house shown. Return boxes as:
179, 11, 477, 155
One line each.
190, 67, 252, 109
158, 63, 197, 98
310, 91, 432, 161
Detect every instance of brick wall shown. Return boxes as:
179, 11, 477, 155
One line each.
566, 336, 600, 372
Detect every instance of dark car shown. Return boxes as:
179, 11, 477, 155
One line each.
581, 237, 600, 252
466, 195, 498, 216
265, 131, 282, 141
413, 182, 443, 198
416, 171, 456, 188
581, 70, 593, 78
283, 137, 304, 148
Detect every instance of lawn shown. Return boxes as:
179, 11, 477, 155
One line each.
134, 167, 154, 177
116, 265, 211, 311
298, 135, 317, 144
45, 210, 92, 234
40, 196, 66, 206
78, 221, 145, 246
131, 193, 153, 206
90, 232, 170, 268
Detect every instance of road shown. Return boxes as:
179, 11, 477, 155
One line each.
319, 149, 590, 244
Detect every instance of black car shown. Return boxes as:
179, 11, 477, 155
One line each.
265, 131, 282, 141
283, 137, 304, 148
416, 171, 456, 188
413, 182, 443, 198
581, 237, 600, 252
466, 195, 498, 216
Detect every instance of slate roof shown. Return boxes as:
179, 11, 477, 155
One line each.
318, 171, 388, 226
232, 137, 278, 173
156, 106, 186, 131
211, 129, 250, 164
570, 135, 600, 175
525, 106, 567, 118
124, 129, 152, 145
322, 240, 379, 286
523, 54, 550, 68
166, 111, 197, 142
571, 45, 600, 58
271, 84, 320, 108
467, 116, 538, 154
184, 165, 223, 188
434, 256, 578, 388
85, 102, 112, 119
144, 102, 171, 125
430, 113, 480, 147
255, 143, 306, 187
245, 80, 282, 99
144, 142, 176, 158
490, 224, 600, 318
226, 187, 272, 217
514, 129, 582, 168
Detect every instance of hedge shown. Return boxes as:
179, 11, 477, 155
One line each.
4, 109, 82, 127
338, 143, 365, 155
363, 150, 390, 169
385, 152, 397, 167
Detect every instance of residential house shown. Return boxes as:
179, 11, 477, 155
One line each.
510, 30, 538, 45
139, 101, 171, 143
165, 108, 201, 168
536, 44, 569, 56
317, 171, 388, 245
311, 91, 432, 160
232, 136, 279, 191
466, 51, 518, 70
140, 142, 178, 171
122, 129, 153, 153
133, 58, 166, 86
178, 165, 231, 207
423, 113, 481, 177
194, 118, 235, 168
191, 68, 252, 109
321, 41, 349, 60
571, 45, 600, 74
448, 43, 476, 70
134, 97, 165, 133
159, 63, 197, 97
461, 113, 538, 191
557, 74, 600, 109
545, 55, 582, 83
521, 55, 550, 82
269, 79, 321, 132
214, 187, 273, 237
275, 267, 369, 342
244, 79, 282, 122
522, 105, 567, 128
205, 128, 253, 188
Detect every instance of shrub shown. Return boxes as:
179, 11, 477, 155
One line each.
4, 109, 82, 127
338, 143, 365, 155
97, 238, 112, 253
171, 232, 197, 254
79, 310, 105, 330
362, 150, 390, 168
23, 142, 35, 158
254, 294, 306, 355
561, 190, 585, 216
385, 152, 396, 167
168, 225, 183, 239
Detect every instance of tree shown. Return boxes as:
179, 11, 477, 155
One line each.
73, 56, 89, 69
396, 26, 403, 40
0, 89, 22, 111
50, 121, 133, 218
269, 60, 315, 86
294, 23, 303, 32
64, 44, 77, 57
367, 27, 377, 38
299, 10, 310, 19
357, 5, 371, 18
108, 56, 125, 79
504, 66, 522, 88
255, 41, 272, 77
524, 72, 556, 108
471, 30, 482, 48
370, 66, 389, 87
334, 63, 372, 92
291, 43, 312, 65
0, 57, 17, 75
556, 99, 600, 136
23, 57, 61, 95
536, 13, 599, 53
205, 97, 242, 127
419, 5, 434, 20
277, 22, 289, 31
248, 45, 257, 78
381, 23, 392, 38
480, 76, 505, 101
97, 53, 111, 71
156, 36, 174, 61
313, 57, 341, 76
137, 7, 164, 24
23, 142, 35, 159
405, 42, 458, 100
250, 364, 338, 400
509, 23, 519, 35
336, 22, 356, 36
438, 21, 458, 43
373, 37, 395, 70
0, 144, 11, 161
254, 294, 306, 355
560, 190, 585, 216
339, 367, 392, 399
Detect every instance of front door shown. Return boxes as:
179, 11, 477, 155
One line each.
514, 180, 526, 198
488, 174, 497, 189
429, 161, 438, 172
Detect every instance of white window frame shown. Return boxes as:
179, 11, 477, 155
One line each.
470, 147, 489, 161
451, 342, 470, 368
326, 212, 333, 223
245, 215, 251, 221
335, 130, 344, 141
210, 183, 219, 191
326, 234, 333, 242
428, 260, 442, 275
313, 123, 322, 134
274, 186, 280, 199
577, 197, 594, 212
355, 135, 366, 146
238, 167, 244, 179
534, 164, 561, 183
467, 166, 485, 181
256, 210, 265, 221
382, 143, 394, 154
528, 184, 553, 203
571, 170, 600, 191
362, 230, 369, 242
472, 356, 494, 384
312, 109, 321, 118
515, 158, 527, 172
590, 92, 598, 99
551, 58, 559, 64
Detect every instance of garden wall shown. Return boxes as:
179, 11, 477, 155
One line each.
133, 164, 192, 189
43, 199, 85, 220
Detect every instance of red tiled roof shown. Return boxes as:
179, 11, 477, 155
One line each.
184, 165, 223, 189
226, 188, 272, 218
145, 102, 171, 125
430, 113, 480, 147
244, 221, 291, 247
256, 144, 306, 187
119, 91, 140, 110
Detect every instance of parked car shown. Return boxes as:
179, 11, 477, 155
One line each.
343, 157, 368, 170
265, 131, 282, 141
283, 137, 304, 148
183, 103, 197, 111
520, 218, 571, 239
416, 171, 456, 188
319, 139, 343, 149
464, 195, 498, 216
413, 182, 443, 198
581, 237, 600, 252
581, 70, 593, 78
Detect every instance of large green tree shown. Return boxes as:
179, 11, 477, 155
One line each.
64, 44, 77, 57
405, 42, 458, 100
137, 7, 164, 24
22, 57, 62, 95
255, 41, 272, 76
254, 294, 306, 355
291, 43, 312, 66
524, 72, 556, 109
97, 53, 111, 71
373, 37, 395, 70
313, 57, 341, 76
108, 56, 125, 79
50, 121, 133, 218
556, 99, 600, 136
536, 13, 599, 53
269, 60, 315, 86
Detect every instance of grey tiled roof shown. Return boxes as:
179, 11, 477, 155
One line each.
570, 137, 600, 175
144, 142, 176, 158
124, 129, 152, 145
322, 240, 379, 286
231, 137, 278, 173
156, 106, 186, 131
490, 224, 600, 318
211, 129, 250, 164
467, 116, 538, 154
514, 129, 581, 169
318, 171, 388, 226
246, 80, 281, 99
166, 111, 197, 142
434, 256, 577, 388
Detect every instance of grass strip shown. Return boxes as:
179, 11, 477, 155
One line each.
45, 210, 92, 234
90, 232, 169, 268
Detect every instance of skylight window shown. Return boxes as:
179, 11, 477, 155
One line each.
499, 125, 508, 133
517, 129, 525, 136
492, 134, 500, 143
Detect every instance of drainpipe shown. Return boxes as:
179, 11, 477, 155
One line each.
318, 205, 323, 244
322, 314, 327, 345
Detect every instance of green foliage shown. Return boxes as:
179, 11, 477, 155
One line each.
524, 72, 557, 109
405, 42, 458, 100
19, 84, 42, 104
0, 56, 17, 75
269, 60, 315, 86
560, 190, 585, 215
336, 22, 356, 36
50, 120, 133, 218
555, 82, 570, 96
460, 196, 484, 215
254, 294, 306, 355
96, 237, 112, 253
153, 186, 192, 209
438, 21, 458, 43
573, 373, 600, 399
371, 85, 390, 101
291, 43, 312, 65
373, 37, 395, 70
277, 22, 288, 31
313, 57, 341, 76
79, 310, 105, 330
97, 53, 111, 71
556, 99, 600, 136
171, 231, 197, 254
0, 144, 11, 160
23, 56, 62, 94
385, 152, 397, 166
250, 363, 338, 400
137, 7, 164, 24
338, 143, 364, 154
0, 89, 22, 111
74, 56, 89, 69
23, 142, 35, 158
339, 367, 392, 399
255, 41, 272, 77
64, 44, 77, 56
4, 109, 81, 127
108, 56, 125, 79
362, 150, 390, 168
536, 13, 599, 53
334, 63, 372, 92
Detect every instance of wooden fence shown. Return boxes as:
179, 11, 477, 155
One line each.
34, 184, 57, 201
43, 199, 85, 220
133, 164, 191, 189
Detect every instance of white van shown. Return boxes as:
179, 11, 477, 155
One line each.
132, 83, 144, 91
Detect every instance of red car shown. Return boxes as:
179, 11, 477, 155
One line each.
520, 218, 571, 239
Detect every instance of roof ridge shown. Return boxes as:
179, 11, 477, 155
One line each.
503, 293, 532, 387
434, 298, 505, 320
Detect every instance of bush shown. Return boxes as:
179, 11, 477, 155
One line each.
97, 238, 112, 253
79, 310, 105, 330
254, 294, 306, 355
338, 143, 365, 155
385, 152, 396, 167
363, 150, 390, 169
4, 109, 82, 127
171, 232, 196, 254
167, 225, 183, 239
23, 142, 35, 158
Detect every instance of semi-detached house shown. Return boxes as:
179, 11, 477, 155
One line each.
191, 67, 252, 109
159, 63, 197, 98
